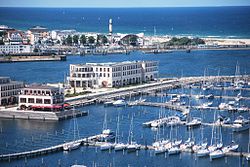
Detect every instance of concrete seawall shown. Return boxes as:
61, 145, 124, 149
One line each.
0, 55, 66, 63
0, 109, 87, 121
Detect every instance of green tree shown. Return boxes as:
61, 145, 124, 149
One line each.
66, 35, 73, 45
88, 36, 95, 44
102, 36, 108, 44
80, 35, 86, 45
56, 40, 60, 44
73, 35, 79, 45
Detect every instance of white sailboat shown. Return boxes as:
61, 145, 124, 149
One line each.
114, 114, 127, 151
100, 110, 115, 142
63, 107, 81, 151
127, 115, 140, 152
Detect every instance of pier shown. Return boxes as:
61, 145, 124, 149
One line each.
1, 133, 249, 161
66, 75, 250, 107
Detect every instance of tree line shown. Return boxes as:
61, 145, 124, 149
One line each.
62, 34, 108, 46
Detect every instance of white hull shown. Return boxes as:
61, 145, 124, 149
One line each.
197, 149, 210, 157
233, 125, 249, 132
210, 150, 224, 159
168, 147, 180, 155
114, 143, 127, 151
100, 143, 113, 151
63, 142, 81, 151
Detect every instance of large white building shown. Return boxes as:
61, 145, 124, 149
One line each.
0, 45, 32, 54
0, 77, 24, 106
67, 61, 158, 88
18, 85, 64, 112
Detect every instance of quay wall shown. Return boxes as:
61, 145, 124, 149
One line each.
0, 55, 66, 63
0, 109, 87, 121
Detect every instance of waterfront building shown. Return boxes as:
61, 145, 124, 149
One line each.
27, 26, 49, 44
0, 77, 24, 106
18, 85, 64, 111
0, 44, 32, 54
67, 60, 158, 88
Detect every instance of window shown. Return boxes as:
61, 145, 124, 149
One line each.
100, 73, 102, 77
104, 68, 106, 72
100, 68, 102, 72
20, 98, 26, 103
36, 98, 42, 104
28, 98, 34, 103
107, 68, 110, 72
104, 73, 106, 77
44, 99, 51, 104
108, 73, 110, 77
96, 68, 98, 72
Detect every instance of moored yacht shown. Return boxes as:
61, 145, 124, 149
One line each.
232, 116, 249, 132
100, 142, 113, 151
209, 149, 224, 160
113, 99, 127, 107
63, 141, 81, 151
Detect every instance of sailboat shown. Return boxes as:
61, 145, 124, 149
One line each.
168, 124, 181, 155
114, 114, 127, 151
209, 120, 224, 159
100, 110, 115, 142
196, 126, 209, 157
63, 107, 81, 151
127, 115, 140, 152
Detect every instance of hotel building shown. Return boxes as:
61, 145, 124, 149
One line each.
67, 61, 158, 88
0, 77, 24, 106
18, 85, 64, 112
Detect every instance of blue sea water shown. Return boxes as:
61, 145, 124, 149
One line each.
0, 7, 250, 38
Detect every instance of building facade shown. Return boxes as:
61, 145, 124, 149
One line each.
0, 77, 24, 106
0, 45, 32, 54
18, 85, 64, 112
67, 61, 158, 88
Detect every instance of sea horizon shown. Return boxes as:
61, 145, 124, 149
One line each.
1, 6, 250, 38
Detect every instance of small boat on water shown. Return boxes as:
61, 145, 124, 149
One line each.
104, 101, 114, 106
154, 145, 167, 155
168, 146, 181, 155
100, 142, 113, 151
209, 149, 224, 160
113, 99, 126, 107
114, 143, 127, 151
232, 116, 250, 132
197, 148, 210, 157
186, 118, 202, 127
222, 143, 239, 153
63, 107, 81, 151
63, 141, 81, 151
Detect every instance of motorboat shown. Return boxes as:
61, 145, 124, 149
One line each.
186, 118, 202, 127
113, 99, 126, 107
63, 141, 81, 151
104, 101, 114, 106
232, 116, 250, 132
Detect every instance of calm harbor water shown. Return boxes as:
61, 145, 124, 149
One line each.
0, 50, 250, 166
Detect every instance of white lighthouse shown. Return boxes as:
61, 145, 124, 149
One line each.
109, 18, 113, 35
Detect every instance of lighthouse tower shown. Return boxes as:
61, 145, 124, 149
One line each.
108, 19, 113, 44
109, 19, 113, 35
